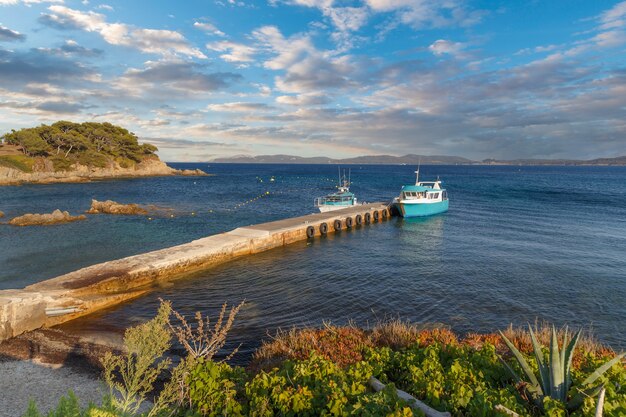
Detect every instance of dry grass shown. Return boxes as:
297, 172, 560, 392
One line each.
250, 322, 373, 372
250, 319, 616, 372
167, 299, 245, 362
370, 318, 458, 349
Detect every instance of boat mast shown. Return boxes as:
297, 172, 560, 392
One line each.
415, 159, 421, 185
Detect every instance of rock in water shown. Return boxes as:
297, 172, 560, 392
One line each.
179, 168, 209, 176
9, 209, 86, 226
86, 199, 148, 215
0, 211, 4, 218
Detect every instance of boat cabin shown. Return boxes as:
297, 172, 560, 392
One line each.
399, 183, 448, 201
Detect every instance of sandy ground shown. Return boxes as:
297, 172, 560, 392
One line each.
0, 358, 105, 417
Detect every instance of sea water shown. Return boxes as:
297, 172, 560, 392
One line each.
1, 164, 624, 359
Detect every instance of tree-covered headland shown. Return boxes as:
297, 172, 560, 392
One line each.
0, 121, 158, 172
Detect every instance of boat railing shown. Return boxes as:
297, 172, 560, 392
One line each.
315, 196, 354, 207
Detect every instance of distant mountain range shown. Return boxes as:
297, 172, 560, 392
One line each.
211, 154, 626, 166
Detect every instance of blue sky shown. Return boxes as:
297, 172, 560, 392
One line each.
1, 0, 625, 161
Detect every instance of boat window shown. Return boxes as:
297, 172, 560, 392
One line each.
433, 193, 439, 199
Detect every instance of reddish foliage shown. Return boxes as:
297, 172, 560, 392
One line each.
416, 328, 459, 347
250, 326, 373, 372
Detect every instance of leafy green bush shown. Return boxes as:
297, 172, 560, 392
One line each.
367, 343, 528, 416
0, 155, 35, 172
187, 360, 247, 417
49, 155, 74, 172
245, 353, 413, 417
77, 150, 109, 168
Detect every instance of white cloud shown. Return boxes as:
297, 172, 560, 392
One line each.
193, 21, 225, 37
207, 102, 274, 112
112, 60, 241, 98
0, 24, 26, 41
0, 0, 62, 5
365, 0, 483, 29
428, 39, 464, 56
276, 93, 330, 106
206, 40, 256, 62
41, 5, 206, 58
253, 26, 359, 94
599, 1, 626, 30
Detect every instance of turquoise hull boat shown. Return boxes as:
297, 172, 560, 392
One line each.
393, 169, 449, 218
397, 199, 448, 217
314, 168, 359, 212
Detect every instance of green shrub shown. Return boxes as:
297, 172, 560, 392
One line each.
50, 155, 74, 172
245, 353, 414, 416
77, 151, 109, 168
188, 360, 247, 417
371, 343, 530, 416
0, 154, 35, 172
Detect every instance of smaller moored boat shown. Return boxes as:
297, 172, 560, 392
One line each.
393, 168, 448, 217
314, 169, 358, 212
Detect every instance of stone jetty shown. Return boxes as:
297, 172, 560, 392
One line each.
0, 203, 393, 341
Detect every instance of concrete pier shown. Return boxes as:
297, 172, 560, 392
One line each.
0, 203, 392, 341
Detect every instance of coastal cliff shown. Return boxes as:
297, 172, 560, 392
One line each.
0, 158, 193, 185
0, 121, 206, 185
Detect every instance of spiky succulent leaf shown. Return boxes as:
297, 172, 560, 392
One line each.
498, 355, 522, 383
548, 326, 564, 400
499, 331, 543, 394
563, 329, 581, 394
559, 327, 568, 374
567, 383, 605, 412
581, 352, 626, 387
528, 325, 549, 393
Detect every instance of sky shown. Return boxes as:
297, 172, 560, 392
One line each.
0, 0, 625, 161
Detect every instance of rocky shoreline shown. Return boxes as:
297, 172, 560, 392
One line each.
8, 209, 86, 226
0, 158, 208, 186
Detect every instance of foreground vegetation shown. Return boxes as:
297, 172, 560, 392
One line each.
23, 302, 625, 417
0, 121, 158, 172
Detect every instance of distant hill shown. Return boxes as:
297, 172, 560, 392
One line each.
482, 156, 626, 166
212, 154, 474, 165
212, 153, 626, 166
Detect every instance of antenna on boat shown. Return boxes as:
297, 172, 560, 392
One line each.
415, 158, 421, 185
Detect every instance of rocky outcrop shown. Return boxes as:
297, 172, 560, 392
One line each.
0, 158, 208, 186
179, 168, 209, 176
8, 209, 86, 226
0, 211, 4, 218
86, 199, 148, 215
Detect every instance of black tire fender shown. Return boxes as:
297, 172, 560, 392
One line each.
319, 222, 328, 235
306, 225, 315, 238
364, 212, 371, 223
333, 219, 342, 231
382, 209, 388, 219
373, 211, 380, 221
355, 214, 362, 225
346, 217, 353, 228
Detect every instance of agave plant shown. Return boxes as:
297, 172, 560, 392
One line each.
499, 325, 625, 412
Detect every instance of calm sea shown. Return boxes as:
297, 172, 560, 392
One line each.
1, 164, 625, 359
